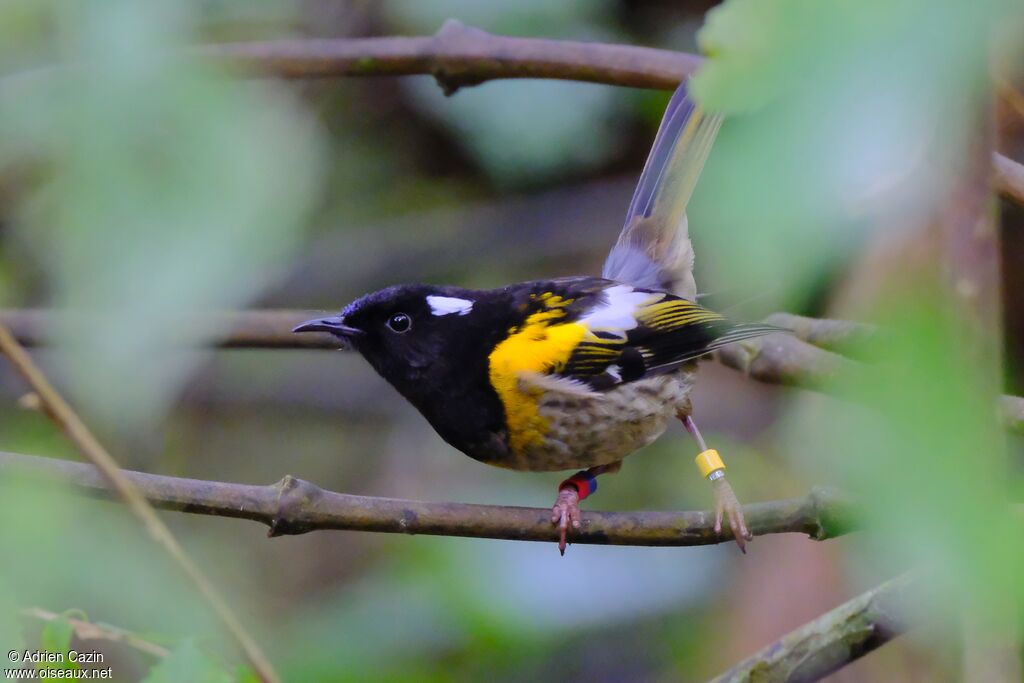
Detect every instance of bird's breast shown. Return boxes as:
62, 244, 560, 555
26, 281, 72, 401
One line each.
499, 371, 694, 472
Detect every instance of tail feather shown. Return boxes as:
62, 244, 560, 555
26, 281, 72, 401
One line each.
702, 323, 786, 353
603, 81, 723, 299
645, 322, 786, 378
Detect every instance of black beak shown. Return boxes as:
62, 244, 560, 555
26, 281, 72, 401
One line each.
292, 315, 363, 338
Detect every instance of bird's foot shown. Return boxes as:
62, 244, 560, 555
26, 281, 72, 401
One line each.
550, 486, 581, 555
713, 476, 752, 553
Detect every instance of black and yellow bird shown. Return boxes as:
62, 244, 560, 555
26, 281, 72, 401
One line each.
295, 82, 780, 553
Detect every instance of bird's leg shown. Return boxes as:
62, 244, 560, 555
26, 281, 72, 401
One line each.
680, 413, 752, 552
551, 461, 622, 555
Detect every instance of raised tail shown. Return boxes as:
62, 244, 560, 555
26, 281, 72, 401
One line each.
602, 81, 723, 300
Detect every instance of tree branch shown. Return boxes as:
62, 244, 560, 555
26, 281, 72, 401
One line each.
0, 324, 281, 683
0, 450, 857, 546
0, 309, 332, 350
708, 574, 916, 683
4, 309, 1022, 434
713, 332, 859, 392
194, 21, 1024, 206
197, 19, 701, 94
762, 313, 876, 356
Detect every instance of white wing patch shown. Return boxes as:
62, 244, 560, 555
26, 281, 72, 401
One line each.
427, 295, 473, 316
580, 285, 661, 333
518, 372, 602, 399
606, 364, 622, 382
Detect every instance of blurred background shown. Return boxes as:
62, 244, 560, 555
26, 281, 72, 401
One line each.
0, 1, 1022, 681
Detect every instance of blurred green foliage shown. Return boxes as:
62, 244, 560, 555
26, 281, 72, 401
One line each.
689, 0, 1016, 310
791, 293, 1022, 613
2, 0, 325, 430
692, 0, 1024, 656
0, 0, 1021, 681
38, 614, 79, 674
141, 640, 233, 683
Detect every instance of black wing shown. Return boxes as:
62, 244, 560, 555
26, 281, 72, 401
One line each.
561, 293, 779, 391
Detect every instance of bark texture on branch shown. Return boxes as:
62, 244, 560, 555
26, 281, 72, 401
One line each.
198, 19, 701, 94
709, 574, 916, 683
0, 450, 857, 546
713, 333, 859, 392
763, 313, 875, 356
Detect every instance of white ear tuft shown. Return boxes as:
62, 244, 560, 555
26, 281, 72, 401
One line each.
427, 295, 474, 316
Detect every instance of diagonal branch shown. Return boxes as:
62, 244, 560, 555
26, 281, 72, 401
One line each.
0, 450, 857, 546
0, 325, 280, 683
708, 574, 916, 683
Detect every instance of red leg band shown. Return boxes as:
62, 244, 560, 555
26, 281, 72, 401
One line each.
559, 471, 598, 501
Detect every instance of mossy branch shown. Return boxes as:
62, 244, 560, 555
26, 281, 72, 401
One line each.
708, 574, 916, 683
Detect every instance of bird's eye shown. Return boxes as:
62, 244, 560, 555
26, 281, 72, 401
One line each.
387, 312, 412, 333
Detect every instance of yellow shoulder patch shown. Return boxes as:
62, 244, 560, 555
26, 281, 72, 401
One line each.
488, 295, 586, 455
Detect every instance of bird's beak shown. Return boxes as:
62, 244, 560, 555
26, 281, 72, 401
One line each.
292, 315, 364, 339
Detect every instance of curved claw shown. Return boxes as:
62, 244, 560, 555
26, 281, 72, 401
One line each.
550, 486, 581, 555
713, 477, 751, 553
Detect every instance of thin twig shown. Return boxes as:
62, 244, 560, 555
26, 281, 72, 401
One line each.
0, 308, 330, 349
0, 325, 280, 683
0, 450, 857, 546
708, 574, 916, 683
21, 607, 170, 660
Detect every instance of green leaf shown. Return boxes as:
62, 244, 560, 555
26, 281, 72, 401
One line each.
38, 615, 80, 672
141, 640, 232, 683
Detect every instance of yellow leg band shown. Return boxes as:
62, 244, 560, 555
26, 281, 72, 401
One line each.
695, 449, 725, 479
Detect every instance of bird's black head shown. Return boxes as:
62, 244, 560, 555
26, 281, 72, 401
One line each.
293, 284, 497, 396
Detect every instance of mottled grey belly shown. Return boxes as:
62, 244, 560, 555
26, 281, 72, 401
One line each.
509, 370, 693, 472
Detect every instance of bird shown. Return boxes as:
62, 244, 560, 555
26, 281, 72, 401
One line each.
294, 81, 781, 554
